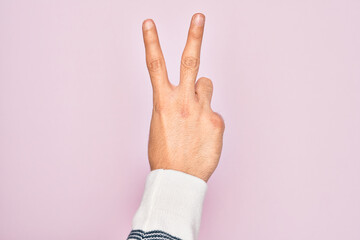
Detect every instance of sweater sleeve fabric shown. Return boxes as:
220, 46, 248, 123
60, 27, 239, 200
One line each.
127, 169, 208, 240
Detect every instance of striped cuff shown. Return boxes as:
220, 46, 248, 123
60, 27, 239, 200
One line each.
128, 169, 208, 240
127, 230, 181, 240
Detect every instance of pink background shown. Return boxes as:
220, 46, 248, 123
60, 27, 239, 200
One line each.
1, 0, 360, 239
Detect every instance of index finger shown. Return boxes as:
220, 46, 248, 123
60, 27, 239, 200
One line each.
179, 13, 205, 91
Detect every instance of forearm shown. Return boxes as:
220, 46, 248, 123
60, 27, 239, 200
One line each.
127, 169, 207, 240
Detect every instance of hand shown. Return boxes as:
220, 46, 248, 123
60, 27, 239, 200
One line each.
142, 13, 225, 182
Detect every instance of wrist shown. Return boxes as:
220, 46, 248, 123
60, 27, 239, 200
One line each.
150, 165, 214, 182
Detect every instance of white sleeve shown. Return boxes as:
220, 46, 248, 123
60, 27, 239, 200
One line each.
127, 169, 208, 240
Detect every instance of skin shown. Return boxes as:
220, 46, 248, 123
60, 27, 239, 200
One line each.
142, 13, 225, 182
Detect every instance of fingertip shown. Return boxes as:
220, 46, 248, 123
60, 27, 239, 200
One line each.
192, 13, 205, 26
143, 19, 154, 31
193, 12, 205, 19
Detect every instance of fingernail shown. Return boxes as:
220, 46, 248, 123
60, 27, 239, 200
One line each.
143, 19, 154, 30
193, 13, 205, 26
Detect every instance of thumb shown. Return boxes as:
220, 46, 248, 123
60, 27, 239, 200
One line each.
195, 77, 213, 106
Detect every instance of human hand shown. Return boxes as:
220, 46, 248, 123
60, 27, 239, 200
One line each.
142, 13, 225, 182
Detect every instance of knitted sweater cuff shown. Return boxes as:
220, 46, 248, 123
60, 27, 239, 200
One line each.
130, 169, 208, 240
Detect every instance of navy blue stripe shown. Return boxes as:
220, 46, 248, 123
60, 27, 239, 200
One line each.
127, 236, 141, 240
127, 229, 182, 240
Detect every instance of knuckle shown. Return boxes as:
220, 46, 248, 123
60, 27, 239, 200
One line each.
210, 112, 225, 130
180, 104, 190, 118
181, 56, 200, 70
153, 100, 164, 113
147, 58, 163, 72
176, 99, 192, 119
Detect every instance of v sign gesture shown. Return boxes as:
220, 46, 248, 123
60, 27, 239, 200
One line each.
142, 13, 225, 182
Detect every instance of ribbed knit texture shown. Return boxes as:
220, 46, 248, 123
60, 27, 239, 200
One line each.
127, 169, 208, 240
